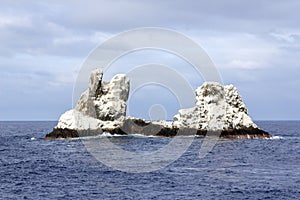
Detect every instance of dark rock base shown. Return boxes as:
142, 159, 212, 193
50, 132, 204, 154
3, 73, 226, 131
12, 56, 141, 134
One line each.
45, 128, 104, 140
45, 119, 271, 140
220, 128, 271, 139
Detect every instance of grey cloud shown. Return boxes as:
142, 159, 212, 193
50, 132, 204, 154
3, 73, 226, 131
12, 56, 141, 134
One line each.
0, 0, 300, 120
1, 0, 300, 58
50, 0, 300, 33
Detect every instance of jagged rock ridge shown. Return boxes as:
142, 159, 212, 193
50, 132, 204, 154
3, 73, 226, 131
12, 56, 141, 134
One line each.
54, 68, 129, 132
173, 82, 257, 130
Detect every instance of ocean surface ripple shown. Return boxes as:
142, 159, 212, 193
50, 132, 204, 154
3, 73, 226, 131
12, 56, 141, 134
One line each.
0, 121, 299, 199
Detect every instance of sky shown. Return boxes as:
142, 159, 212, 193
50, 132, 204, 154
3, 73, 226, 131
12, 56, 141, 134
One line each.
0, 0, 300, 120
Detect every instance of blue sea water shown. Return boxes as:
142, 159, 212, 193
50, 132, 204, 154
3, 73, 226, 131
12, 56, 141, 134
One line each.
0, 121, 299, 199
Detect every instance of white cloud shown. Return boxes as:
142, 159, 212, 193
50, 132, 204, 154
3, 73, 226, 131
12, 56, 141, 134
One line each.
270, 30, 300, 43
0, 15, 31, 27
192, 32, 280, 70
229, 59, 262, 69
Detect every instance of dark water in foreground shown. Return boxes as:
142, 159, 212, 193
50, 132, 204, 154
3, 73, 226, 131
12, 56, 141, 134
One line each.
0, 121, 299, 199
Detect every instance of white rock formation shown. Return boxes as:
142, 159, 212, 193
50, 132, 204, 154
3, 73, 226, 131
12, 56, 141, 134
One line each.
55, 68, 258, 134
56, 68, 130, 130
173, 82, 257, 130
224, 84, 257, 129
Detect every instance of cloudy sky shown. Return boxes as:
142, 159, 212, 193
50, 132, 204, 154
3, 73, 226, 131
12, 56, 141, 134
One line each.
1, 0, 300, 120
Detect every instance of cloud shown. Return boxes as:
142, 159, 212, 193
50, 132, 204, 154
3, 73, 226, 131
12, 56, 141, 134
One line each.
0, 0, 300, 120
194, 32, 280, 70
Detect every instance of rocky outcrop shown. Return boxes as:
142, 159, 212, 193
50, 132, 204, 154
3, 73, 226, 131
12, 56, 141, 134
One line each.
173, 82, 258, 130
45, 68, 270, 140
46, 68, 130, 140
75, 68, 129, 122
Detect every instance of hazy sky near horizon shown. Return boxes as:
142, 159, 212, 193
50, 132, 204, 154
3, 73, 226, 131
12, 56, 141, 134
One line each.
1, 0, 300, 120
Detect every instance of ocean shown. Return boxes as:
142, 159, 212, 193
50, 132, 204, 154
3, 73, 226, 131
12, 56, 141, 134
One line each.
0, 121, 299, 199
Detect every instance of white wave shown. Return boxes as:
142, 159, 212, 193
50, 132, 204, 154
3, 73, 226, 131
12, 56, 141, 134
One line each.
101, 132, 125, 137
69, 135, 102, 140
261, 135, 283, 140
100, 132, 114, 137
269, 135, 283, 140
128, 134, 160, 138
68, 132, 126, 140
